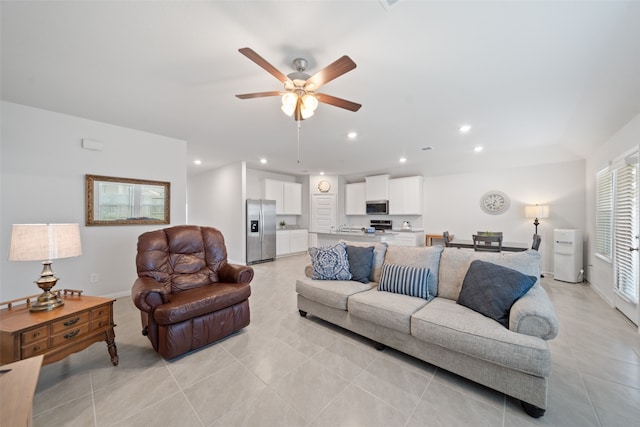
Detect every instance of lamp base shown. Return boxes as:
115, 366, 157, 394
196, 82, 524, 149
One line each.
29, 260, 65, 312
30, 290, 64, 312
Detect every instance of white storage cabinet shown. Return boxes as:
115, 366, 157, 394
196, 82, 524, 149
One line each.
345, 182, 366, 215
388, 176, 423, 215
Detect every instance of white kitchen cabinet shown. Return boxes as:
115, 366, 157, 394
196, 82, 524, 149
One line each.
365, 174, 389, 201
283, 182, 302, 215
345, 182, 366, 215
276, 230, 290, 256
289, 229, 309, 253
264, 179, 302, 215
388, 176, 423, 215
276, 229, 308, 256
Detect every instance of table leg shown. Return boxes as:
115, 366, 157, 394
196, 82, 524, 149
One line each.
105, 327, 118, 366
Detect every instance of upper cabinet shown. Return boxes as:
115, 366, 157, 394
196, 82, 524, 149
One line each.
388, 176, 423, 215
345, 182, 366, 215
264, 179, 302, 215
365, 174, 389, 201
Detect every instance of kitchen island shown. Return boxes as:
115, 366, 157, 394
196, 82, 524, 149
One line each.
315, 230, 397, 247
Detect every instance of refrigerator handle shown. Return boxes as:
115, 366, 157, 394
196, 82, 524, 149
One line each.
259, 204, 263, 240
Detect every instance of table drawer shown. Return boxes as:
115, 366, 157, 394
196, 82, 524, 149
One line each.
51, 312, 90, 334
91, 316, 110, 330
21, 339, 49, 358
21, 325, 49, 345
51, 324, 90, 347
91, 305, 110, 320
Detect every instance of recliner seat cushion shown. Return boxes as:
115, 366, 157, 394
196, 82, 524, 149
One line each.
153, 282, 251, 325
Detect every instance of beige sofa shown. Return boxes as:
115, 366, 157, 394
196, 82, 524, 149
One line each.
296, 243, 559, 418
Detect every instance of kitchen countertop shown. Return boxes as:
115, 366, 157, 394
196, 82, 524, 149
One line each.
315, 230, 397, 237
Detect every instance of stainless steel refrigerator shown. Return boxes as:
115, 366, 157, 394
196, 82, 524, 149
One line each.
246, 199, 277, 264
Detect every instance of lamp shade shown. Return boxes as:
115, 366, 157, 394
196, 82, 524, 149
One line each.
525, 205, 549, 219
9, 224, 82, 261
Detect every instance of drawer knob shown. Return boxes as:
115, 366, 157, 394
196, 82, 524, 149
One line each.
63, 317, 80, 327
34, 345, 41, 351
64, 329, 80, 339
33, 331, 40, 338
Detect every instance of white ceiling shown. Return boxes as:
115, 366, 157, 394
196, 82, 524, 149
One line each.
2, 1, 640, 180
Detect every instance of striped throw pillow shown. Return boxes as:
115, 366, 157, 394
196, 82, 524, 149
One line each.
378, 263, 430, 300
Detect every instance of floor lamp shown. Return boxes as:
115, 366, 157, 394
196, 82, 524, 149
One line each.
525, 205, 549, 235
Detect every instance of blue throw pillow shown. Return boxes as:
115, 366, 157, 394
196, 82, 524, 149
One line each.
345, 245, 374, 284
378, 263, 430, 300
309, 243, 352, 281
457, 260, 537, 328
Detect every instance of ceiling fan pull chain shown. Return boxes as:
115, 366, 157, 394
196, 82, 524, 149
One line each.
297, 121, 301, 164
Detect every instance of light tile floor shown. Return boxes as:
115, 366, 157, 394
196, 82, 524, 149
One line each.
32, 254, 640, 426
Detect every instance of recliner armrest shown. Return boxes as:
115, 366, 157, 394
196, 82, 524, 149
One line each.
132, 277, 170, 312
218, 263, 254, 284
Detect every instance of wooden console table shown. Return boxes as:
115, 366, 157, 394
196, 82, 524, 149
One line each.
0, 294, 118, 366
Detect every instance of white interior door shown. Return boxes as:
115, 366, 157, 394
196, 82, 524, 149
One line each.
311, 194, 336, 233
613, 150, 639, 326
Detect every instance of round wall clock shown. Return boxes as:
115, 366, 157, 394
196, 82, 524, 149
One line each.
480, 190, 510, 215
317, 180, 331, 193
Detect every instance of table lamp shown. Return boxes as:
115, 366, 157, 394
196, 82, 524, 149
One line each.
525, 205, 549, 235
8, 224, 82, 312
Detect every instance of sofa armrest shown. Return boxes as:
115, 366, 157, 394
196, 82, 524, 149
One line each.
218, 263, 254, 284
132, 277, 170, 313
509, 285, 559, 340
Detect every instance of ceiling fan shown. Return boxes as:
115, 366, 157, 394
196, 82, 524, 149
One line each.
235, 47, 362, 121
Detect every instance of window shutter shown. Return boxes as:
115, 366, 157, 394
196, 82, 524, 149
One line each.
613, 152, 639, 303
596, 168, 613, 259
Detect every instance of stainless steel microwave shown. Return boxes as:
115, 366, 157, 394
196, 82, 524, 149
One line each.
366, 200, 389, 215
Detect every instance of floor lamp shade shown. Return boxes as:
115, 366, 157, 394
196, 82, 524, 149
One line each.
8, 224, 82, 311
525, 205, 550, 220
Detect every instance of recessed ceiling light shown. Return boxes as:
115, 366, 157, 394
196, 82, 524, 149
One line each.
260, 158, 267, 164
320, 171, 325, 175
399, 157, 407, 163
194, 159, 202, 165
474, 146, 484, 152
459, 124, 472, 133
347, 131, 357, 139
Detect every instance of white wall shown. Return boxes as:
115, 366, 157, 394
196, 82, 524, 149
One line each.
0, 102, 187, 301
585, 113, 640, 306
187, 162, 246, 264
422, 160, 586, 274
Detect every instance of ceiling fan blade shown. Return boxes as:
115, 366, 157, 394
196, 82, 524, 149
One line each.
238, 47, 290, 84
315, 93, 362, 112
235, 91, 283, 99
305, 56, 356, 90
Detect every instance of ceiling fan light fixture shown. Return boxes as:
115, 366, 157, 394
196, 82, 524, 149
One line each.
281, 92, 298, 116
302, 94, 318, 112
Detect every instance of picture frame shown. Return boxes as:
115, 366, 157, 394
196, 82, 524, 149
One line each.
85, 174, 170, 226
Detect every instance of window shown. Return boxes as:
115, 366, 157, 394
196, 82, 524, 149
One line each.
595, 168, 613, 260
613, 151, 639, 303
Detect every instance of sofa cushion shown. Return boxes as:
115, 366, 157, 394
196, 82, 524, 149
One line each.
379, 263, 430, 300
384, 245, 443, 298
296, 277, 375, 310
340, 240, 387, 282
438, 249, 540, 301
411, 298, 550, 376
457, 260, 537, 328
309, 243, 352, 281
345, 245, 375, 284
348, 289, 429, 334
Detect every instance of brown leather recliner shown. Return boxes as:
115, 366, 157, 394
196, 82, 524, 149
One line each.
131, 225, 253, 359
